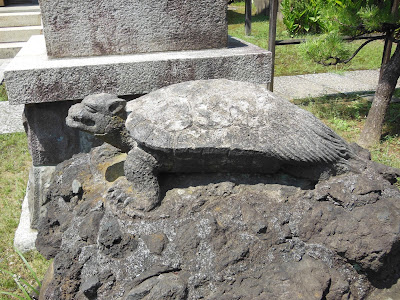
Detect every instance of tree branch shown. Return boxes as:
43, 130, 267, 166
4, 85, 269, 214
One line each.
316, 36, 385, 66
342, 36, 384, 63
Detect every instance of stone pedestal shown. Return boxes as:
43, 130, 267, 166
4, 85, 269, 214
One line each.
23, 101, 81, 165
6, 35, 271, 104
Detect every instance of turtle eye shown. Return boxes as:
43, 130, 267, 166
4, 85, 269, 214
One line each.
85, 105, 97, 113
109, 100, 125, 114
109, 102, 119, 113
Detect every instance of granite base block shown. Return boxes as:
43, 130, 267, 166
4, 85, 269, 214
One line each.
5, 35, 272, 105
14, 191, 38, 253
40, 0, 228, 57
27, 165, 56, 229
23, 101, 82, 165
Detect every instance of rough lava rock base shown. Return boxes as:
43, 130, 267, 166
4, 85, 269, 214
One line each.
36, 144, 400, 300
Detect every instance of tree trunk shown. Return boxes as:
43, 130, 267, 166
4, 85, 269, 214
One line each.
358, 43, 400, 148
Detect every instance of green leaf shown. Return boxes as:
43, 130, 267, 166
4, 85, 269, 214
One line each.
309, 16, 320, 22
14, 247, 42, 289
335, 0, 344, 8
0, 269, 33, 300
13, 277, 32, 300
0, 291, 27, 300
16, 277, 39, 296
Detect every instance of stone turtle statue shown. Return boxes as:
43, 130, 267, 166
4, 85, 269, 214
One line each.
67, 79, 356, 210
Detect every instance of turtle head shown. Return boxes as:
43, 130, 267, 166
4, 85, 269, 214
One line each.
67, 93, 134, 152
67, 93, 126, 134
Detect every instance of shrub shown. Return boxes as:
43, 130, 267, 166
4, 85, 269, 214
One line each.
281, 0, 336, 36
299, 33, 351, 65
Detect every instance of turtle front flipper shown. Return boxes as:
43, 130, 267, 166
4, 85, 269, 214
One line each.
124, 146, 161, 211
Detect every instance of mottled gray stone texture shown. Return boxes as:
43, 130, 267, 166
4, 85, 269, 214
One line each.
26, 166, 56, 229
23, 101, 81, 166
36, 143, 400, 299
14, 191, 38, 253
0, 102, 24, 134
22, 101, 103, 166
39, 0, 228, 58
5, 36, 271, 105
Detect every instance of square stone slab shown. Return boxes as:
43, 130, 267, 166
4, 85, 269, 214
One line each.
5, 35, 272, 104
40, 0, 228, 58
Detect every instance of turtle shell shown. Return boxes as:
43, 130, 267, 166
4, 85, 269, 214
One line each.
126, 79, 351, 164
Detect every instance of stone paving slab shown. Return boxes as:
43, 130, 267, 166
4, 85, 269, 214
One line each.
0, 101, 24, 134
14, 191, 37, 252
344, 69, 400, 89
274, 75, 338, 99
342, 69, 380, 88
0, 4, 41, 13
0, 12, 41, 28
273, 69, 400, 100
299, 72, 376, 94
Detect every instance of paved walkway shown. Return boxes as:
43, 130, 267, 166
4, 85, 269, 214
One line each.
1, 57, 399, 134
275, 69, 382, 100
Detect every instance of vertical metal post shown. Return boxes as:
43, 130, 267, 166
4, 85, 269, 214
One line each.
245, 0, 252, 36
267, 0, 278, 91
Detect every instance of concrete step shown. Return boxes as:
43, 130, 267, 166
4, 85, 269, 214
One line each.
0, 4, 40, 13
0, 41, 24, 58
0, 25, 41, 42
0, 12, 41, 27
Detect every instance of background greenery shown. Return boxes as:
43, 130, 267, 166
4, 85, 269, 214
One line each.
228, 3, 387, 76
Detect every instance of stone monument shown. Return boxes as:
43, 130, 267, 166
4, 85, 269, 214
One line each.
66, 79, 355, 211
35, 80, 400, 299
4, 0, 271, 243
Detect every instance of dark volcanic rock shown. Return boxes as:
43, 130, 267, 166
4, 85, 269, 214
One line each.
37, 144, 400, 300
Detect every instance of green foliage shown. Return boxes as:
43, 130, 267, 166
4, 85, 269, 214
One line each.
280, 0, 333, 36
298, 0, 400, 65
358, 5, 382, 31
0, 84, 8, 102
300, 33, 352, 64
228, 3, 386, 76
336, 0, 395, 35
292, 95, 371, 122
